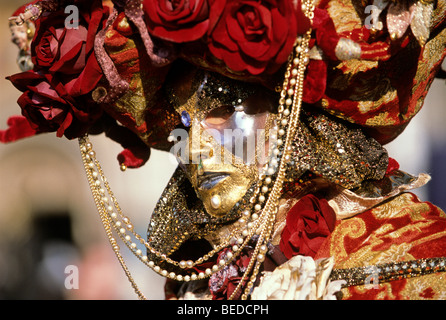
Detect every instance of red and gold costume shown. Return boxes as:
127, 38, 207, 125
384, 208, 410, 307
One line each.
2, 0, 446, 300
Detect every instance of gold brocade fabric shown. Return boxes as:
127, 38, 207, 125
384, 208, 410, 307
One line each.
317, 0, 446, 145
315, 192, 446, 299
101, 14, 180, 151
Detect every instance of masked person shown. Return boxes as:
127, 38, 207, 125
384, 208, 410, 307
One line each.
2, 0, 446, 300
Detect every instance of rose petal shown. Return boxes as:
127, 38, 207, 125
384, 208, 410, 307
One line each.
280, 194, 336, 259
144, 0, 217, 42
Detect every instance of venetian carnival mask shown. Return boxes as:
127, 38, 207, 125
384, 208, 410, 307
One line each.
166, 64, 279, 217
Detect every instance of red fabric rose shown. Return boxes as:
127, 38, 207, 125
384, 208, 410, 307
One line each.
302, 59, 328, 104
280, 194, 336, 259
32, 0, 108, 96
0, 116, 37, 143
143, 0, 226, 43
209, 248, 251, 300
4, 1, 109, 140
7, 71, 102, 139
208, 0, 307, 75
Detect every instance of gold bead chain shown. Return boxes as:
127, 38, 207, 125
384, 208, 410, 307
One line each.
230, 2, 314, 298
79, 139, 147, 300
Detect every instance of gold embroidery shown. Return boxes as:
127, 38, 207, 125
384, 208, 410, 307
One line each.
105, 33, 149, 128
357, 91, 395, 114
114, 77, 147, 127
412, 27, 446, 95
411, 231, 446, 249
336, 240, 414, 269
374, 223, 394, 236
378, 282, 397, 300
374, 243, 415, 264
330, 218, 367, 264
432, 0, 446, 27
401, 273, 446, 299
331, 193, 446, 269
371, 192, 423, 219
340, 282, 398, 300
106, 32, 137, 54
364, 112, 393, 126
327, 0, 363, 34
342, 59, 378, 74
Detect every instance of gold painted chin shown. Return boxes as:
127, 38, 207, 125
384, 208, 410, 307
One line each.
199, 176, 253, 217
190, 165, 258, 218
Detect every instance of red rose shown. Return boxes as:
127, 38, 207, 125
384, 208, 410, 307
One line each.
6, 1, 109, 139
208, 0, 304, 75
34, 21, 89, 74
209, 248, 251, 300
280, 194, 336, 259
7, 71, 102, 139
143, 0, 226, 43
32, 0, 108, 96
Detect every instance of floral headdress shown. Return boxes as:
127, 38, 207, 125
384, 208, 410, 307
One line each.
3, 0, 444, 169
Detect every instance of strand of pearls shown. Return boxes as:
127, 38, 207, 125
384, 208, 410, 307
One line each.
79, 139, 147, 300
229, 0, 315, 300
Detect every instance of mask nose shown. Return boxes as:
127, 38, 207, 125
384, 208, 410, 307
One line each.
175, 124, 216, 172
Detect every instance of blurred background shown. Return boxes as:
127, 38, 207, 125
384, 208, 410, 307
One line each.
0, 0, 445, 300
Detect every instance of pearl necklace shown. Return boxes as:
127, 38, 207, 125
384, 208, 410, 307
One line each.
79, 0, 314, 300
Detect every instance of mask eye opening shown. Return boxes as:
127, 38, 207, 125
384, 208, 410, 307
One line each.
203, 105, 235, 126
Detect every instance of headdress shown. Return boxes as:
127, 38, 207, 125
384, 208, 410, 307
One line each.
3, 0, 445, 162
2, 0, 445, 300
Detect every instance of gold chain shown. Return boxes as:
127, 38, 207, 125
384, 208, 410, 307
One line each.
79, 138, 147, 300
230, 0, 315, 299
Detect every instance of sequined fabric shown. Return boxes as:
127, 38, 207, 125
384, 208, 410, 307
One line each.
286, 106, 389, 190
330, 257, 446, 288
164, 62, 261, 119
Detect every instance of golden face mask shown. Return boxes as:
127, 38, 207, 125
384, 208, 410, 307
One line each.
167, 66, 278, 217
